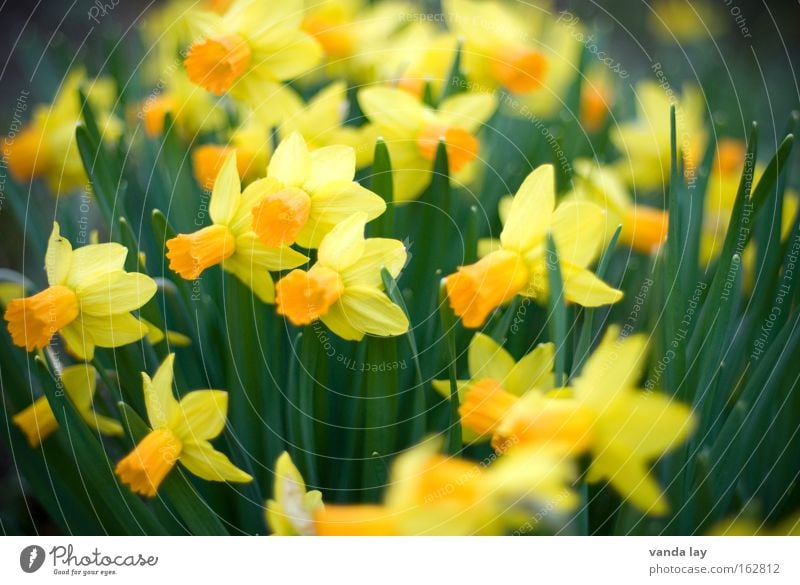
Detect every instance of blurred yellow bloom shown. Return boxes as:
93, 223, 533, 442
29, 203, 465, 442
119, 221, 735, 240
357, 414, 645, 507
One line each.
648, 0, 725, 43
266, 451, 324, 535
358, 86, 497, 201
431, 332, 555, 443
708, 510, 800, 536
116, 354, 252, 497
4, 69, 122, 194
275, 212, 408, 340
250, 132, 385, 248
446, 164, 622, 328
315, 439, 576, 535
611, 81, 707, 191
191, 119, 271, 190
167, 153, 308, 303
4, 224, 156, 360
13, 364, 123, 448
184, 0, 321, 110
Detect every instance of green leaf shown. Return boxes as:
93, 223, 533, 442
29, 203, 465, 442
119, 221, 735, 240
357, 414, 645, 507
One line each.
371, 139, 394, 238
545, 233, 567, 386
438, 280, 462, 454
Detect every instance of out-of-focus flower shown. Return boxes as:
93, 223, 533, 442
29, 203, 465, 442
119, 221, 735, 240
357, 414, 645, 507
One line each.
611, 81, 707, 191
13, 364, 123, 448
431, 332, 555, 443
184, 0, 321, 112
266, 451, 324, 535
116, 354, 252, 497
191, 118, 271, 190
137, 71, 227, 139
446, 164, 622, 328
250, 132, 385, 249
580, 68, 615, 134
4, 69, 122, 194
275, 212, 408, 340
314, 439, 576, 535
492, 327, 695, 516
166, 153, 308, 303
708, 510, 800, 536
358, 86, 497, 201
4, 224, 156, 360
648, 0, 725, 43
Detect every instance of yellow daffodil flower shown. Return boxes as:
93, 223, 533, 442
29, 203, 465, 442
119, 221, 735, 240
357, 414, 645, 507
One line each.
491, 327, 696, 516
4, 69, 122, 194
13, 364, 123, 448
184, 0, 321, 111
446, 164, 623, 328
166, 153, 308, 303
648, 0, 724, 43
431, 332, 555, 443
611, 81, 707, 191
266, 451, 324, 535
358, 85, 497, 201
191, 118, 271, 190
249, 132, 385, 249
4, 224, 156, 360
315, 439, 576, 535
115, 354, 252, 497
275, 212, 408, 340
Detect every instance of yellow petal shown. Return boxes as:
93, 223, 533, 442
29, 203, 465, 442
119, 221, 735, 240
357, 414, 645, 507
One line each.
505, 342, 555, 396
339, 238, 407, 288
209, 151, 241, 226
65, 243, 128, 289
144, 353, 179, 429
298, 181, 386, 248
358, 86, 427, 135
83, 412, 124, 436
172, 390, 228, 442
317, 212, 367, 272
60, 363, 97, 410
45, 223, 73, 286
328, 286, 409, 339
561, 262, 623, 307
431, 379, 471, 401
575, 326, 646, 405
59, 321, 96, 360
268, 131, 310, 188
223, 254, 277, 304
74, 313, 149, 349
550, 200, 607, 268
319, 303, 364, 340
180, 440, 252, 483
467, 332, 515, 383
501, 165, 555, 252
305, 146, 356, 193
233, 232, 309, 271
437, 92, 498, 133
76, 271, 157, 316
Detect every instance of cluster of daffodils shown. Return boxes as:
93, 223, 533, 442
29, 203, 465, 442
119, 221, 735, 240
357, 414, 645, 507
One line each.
13, 0, 791, 537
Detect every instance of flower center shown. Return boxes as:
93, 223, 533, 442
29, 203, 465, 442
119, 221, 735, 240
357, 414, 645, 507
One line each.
251, 187, 312, 247
141, 95, 176, 138
445, 249, 529, 328
416, 123, 479, 173
490, 46, 548, 94
303, 14, 355, 58
620, 206, 669, 254
276, 266, 344, 326
459, 378, 519, 438
715, 138, 746, 176
494, 397, 594, 455
12, 397, 59, 448
580, 85, 609, 133
192, 144, 237, 192
416, 455, 483, 507
6, 125, 49, 181
166, 224, 236, 280
184, 34, 251, 95
4, 285, 80, 351
115, 428, 183, 497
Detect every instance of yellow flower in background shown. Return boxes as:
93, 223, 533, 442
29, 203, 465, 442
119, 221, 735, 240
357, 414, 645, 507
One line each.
266, 451, 324, 535
4, 69, 122, 194
611, 80, 707, 191
250, 132, 385, 249
191, 118, 272, 190
137, 71, 227, 139
184, 0, 321, 113
358, 86, 497, 201
648, 0, 725, 43
315, 439, 576, 535
13, 364, 123, 448
431, 333, 555, 443
446, 164, 622, 328
708, 509, 800, 536
167, 153, 308, 303
275, 212, 408, 340
115, 354, 252, 497
4, 224, 156, 360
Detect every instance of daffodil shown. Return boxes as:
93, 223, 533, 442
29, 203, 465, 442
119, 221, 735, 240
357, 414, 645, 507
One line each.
431, 332, 555, 443
648, 0, 724, 43
446, 164, 623, 328
4, 224, 156, 360
266, 451, 324, 535
275, 212, 408, 340
4, 69, 122, 194
314, 439, 576, 535
13, 364, 123, 448
191, 118, 271, 190
492, 327, 696, 516
358, 86, 497, 201
166, 153, 308, 303
611, 81, 707, 191
184, 0, 321, 112
115, 354, 252, 497
249, 132, 385, 249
